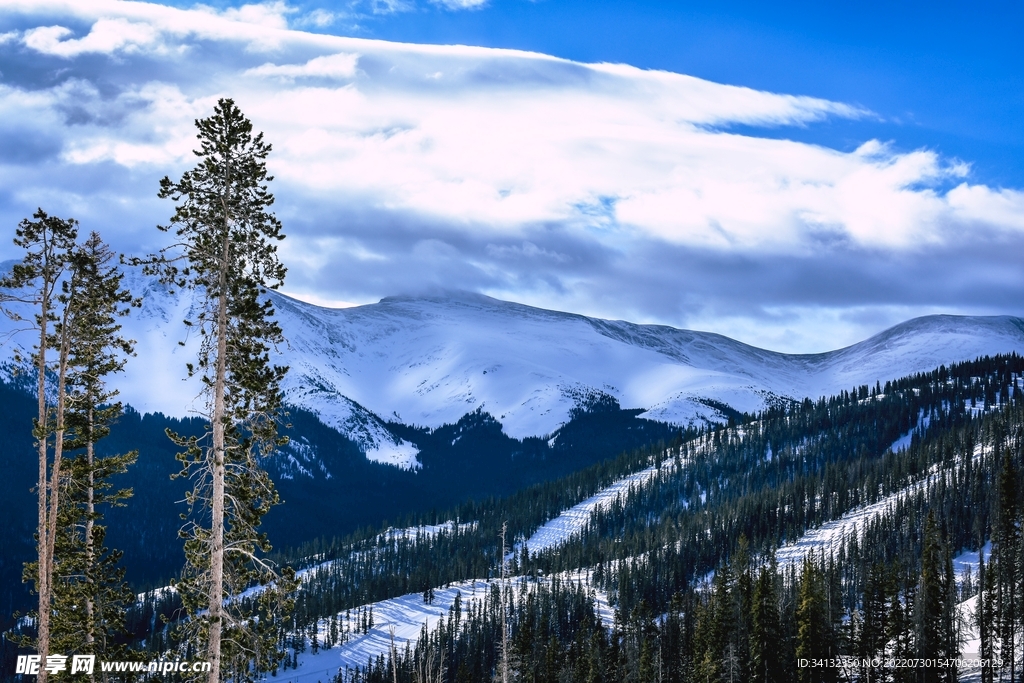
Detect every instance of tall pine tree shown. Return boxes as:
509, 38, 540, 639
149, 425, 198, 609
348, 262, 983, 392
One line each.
795, 557, 836, 683
145, 98, 296, 682
916, 512, 956, 683
750, 563, 782, 683
49, 232, 138, 665
994, 448, 1019, 682
978, 553, 995, 683
0, 210, 78, 683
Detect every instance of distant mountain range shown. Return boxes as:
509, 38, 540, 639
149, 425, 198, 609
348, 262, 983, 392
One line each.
269, 291, 1024, 469
3, 265, 1024, 611
2, 265, 1024, 471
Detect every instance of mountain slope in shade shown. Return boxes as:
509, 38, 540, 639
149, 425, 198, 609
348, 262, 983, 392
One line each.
2, 264, 1023, 470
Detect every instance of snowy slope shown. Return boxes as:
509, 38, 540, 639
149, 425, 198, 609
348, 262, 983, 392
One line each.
269, 293, 1024, 455
517, 465, 663, 557
3, 263, 1024, 469
272, 570, 613, 683
774, 439, 986, 568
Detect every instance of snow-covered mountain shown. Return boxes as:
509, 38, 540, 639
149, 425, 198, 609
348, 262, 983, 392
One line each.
260, 292, 1024, 468
3, 265, 1024, 470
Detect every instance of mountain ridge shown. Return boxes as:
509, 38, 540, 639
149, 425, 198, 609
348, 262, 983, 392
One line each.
269, 290, 1024, 457
2, 265, 1023, 470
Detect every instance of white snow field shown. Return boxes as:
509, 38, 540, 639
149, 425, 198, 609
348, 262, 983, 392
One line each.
271, 572, 612, 683
274, 578, 493, 682
953, 543, 992, 681
775, 439, 986, 568
3, 263, 1024, 468
773, 475, 934, 567
269, 293, 1024, 469
517, 464, 662, 556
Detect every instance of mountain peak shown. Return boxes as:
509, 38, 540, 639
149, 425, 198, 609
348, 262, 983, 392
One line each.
379, 289, 501, 306
3, 276, 1023, 470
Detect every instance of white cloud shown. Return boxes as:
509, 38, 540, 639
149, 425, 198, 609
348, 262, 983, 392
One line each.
215, 1, 293, 29
368, 0, 415, 15
946, 184, 1024, 231
431, 0, 488, 9
23, 19, 161, 57
589, 63, 869, 127
11, 0, 303, 54
246, 52, 359, 80
56, 82, 214, 167
296, 8, 342, 27
1, 0, 1023, 351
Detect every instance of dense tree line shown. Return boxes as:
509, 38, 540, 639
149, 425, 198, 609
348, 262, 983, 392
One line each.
264, 355, 1024, 683
266, 356, 1023, 621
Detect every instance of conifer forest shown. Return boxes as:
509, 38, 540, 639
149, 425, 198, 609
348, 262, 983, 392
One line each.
3, 100, 1024, 683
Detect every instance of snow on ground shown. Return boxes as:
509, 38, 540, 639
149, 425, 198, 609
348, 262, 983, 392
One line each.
262, 453, 659, 682
377, 521, 478, 544
136, 585, 177, 604
889, 411, 931, 453
136, 521, 479, 609
957, 595, 984, 683
559, 569, 616, 627
953, 541, 991, 589
952, 543, 992, 681
772, 458, 999, 680
775, 448, 981, 567
269, 295, 1024, 459
774, 491, 913, 567
273, 578, 492, 683
295, 522, 477, 586
517, 465, 661, 556
272, 571, 613, 683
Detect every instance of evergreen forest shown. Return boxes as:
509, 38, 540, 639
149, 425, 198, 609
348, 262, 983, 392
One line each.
2, 353, 1014, 682
279, 354, 1024, 683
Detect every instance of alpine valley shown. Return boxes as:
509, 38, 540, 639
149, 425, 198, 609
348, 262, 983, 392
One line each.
3, 271, 1024, 682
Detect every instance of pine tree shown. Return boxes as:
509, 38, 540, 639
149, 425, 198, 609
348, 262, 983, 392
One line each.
994, 449, 1019, 683
795, 558, 836, 683
858, 562, 889, 670
750, 565, 782, 683
145, 98, 296, 682
691, 562, 738, 683
978, 553, 995, 683
733, 536, 753, 681
890, 570, 917, 683
0, 209, 78, 683
49, 232, 138, 664
916, 512, 955, 683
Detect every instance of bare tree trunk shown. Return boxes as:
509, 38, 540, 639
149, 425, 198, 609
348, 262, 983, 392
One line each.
390, 625, 399, 683
43, 315, 71, 658
86, 408, 95, 683
207, 229, 231, 683
500, 521, 509, 683
35, 309, 50, 683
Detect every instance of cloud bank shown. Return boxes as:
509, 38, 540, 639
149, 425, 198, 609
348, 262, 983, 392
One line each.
1, 0, 1023, 352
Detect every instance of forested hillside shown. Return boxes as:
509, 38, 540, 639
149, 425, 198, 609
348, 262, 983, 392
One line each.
6, 354, 1024, 681
0, 382, 679, 626
188, 353, 1024, 683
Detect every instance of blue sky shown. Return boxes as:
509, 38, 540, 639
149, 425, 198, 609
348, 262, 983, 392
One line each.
0, 0, 1022, 353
